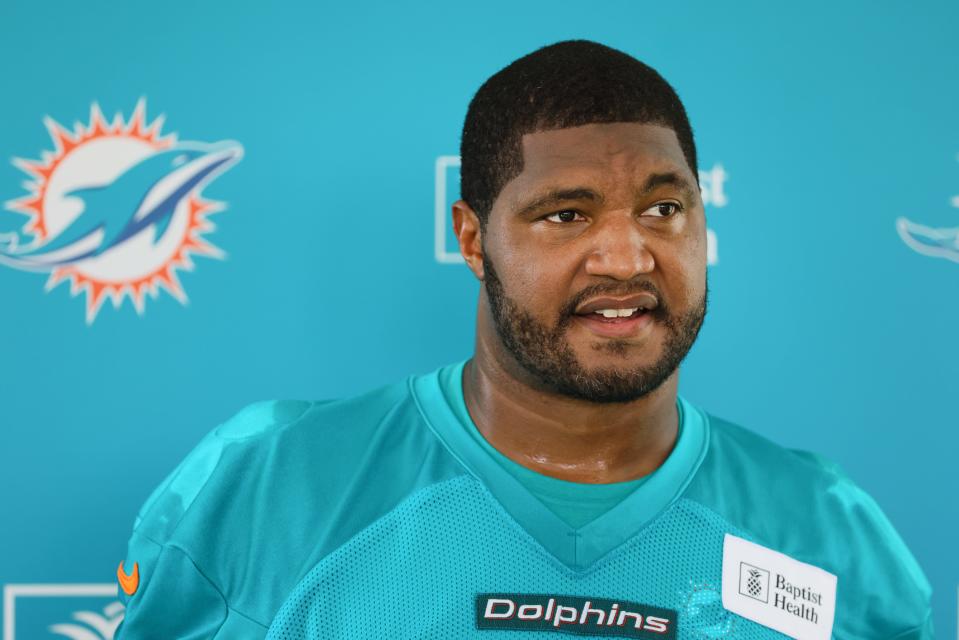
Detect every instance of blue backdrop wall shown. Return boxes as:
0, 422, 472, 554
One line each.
1, 1, 956, 637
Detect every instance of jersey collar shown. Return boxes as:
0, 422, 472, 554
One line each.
410, 359, 710, 572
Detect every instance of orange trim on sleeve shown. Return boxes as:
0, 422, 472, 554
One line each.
117, 560, 140, 596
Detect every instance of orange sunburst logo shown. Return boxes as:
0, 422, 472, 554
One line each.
0, 99, 243, 323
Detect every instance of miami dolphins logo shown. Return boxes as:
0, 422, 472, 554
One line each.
896, 155, 959, 264
0, 100, 242, 322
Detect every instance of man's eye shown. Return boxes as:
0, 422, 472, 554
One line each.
544, 210, 584, 223
643, 202, 682, 217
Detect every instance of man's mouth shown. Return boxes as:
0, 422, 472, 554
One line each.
571, 293, 658, 338
587, 306, 649, 321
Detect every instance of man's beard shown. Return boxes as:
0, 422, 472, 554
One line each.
483, 255, 707, 403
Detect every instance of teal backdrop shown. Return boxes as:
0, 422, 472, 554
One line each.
1, 1, 956, 638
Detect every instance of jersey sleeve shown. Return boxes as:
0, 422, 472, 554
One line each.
113, 400, 310, 638
791, 451, 935, 640
114, 532, 231, 638
888, 614, 935, 640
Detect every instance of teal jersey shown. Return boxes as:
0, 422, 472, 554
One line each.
115, 361, 933, 639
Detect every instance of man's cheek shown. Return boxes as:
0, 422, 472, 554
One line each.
513, 271, 554, 307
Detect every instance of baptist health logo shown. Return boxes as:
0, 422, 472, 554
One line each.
739, 562, 770, 603
0, 100, 243, 323
896, 153, 959, 263
434, 155, 728, 266
3, 583, 121, 640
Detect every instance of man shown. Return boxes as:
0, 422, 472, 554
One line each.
115, 40, 933, 639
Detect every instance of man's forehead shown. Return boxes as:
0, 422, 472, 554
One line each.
518, 122, 688, 175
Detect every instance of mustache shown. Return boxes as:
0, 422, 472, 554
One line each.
558, 281, 669, 324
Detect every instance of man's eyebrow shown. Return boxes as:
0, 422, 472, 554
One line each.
640, 172, 699, 201
514, 187, 602, 217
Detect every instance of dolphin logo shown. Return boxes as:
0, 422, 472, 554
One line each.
1, 100, 243, 322
896, 157, 959, 264
896, 217, 959, 264
0, 141, 242, 270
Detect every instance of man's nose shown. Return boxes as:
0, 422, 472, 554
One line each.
583, 214, 655, 280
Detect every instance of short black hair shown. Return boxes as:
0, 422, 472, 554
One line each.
460, 39, 698, 225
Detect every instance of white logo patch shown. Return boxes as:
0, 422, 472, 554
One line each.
721, 534, 837, 640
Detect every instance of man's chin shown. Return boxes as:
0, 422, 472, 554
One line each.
543, 368, 671, 403
569, 335, 665, 364
570, 362, 662, 384
542, 345, 674, 401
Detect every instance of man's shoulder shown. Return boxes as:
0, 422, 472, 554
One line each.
690, 409, 908, 547
684, 408, 932, 638
130, 378, 417, 545
216, 379, 414, 441
700, 411, 847, 489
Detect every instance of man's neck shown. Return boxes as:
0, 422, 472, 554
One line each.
461, 337, 680, 485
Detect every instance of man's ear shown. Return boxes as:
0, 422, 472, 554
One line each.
452, 199, 485, 280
